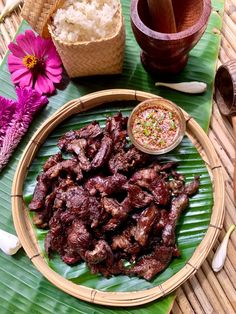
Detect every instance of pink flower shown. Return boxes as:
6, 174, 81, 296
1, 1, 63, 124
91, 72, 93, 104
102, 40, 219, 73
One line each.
8, 30, 62, 95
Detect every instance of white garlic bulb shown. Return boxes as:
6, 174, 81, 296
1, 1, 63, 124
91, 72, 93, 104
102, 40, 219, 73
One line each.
0, 229, 21, 255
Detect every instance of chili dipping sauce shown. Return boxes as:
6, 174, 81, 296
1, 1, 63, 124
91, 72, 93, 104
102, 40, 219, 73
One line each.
128, 99, 185, 154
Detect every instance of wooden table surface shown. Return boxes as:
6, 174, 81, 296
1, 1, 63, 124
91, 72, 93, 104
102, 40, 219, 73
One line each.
0, 1, 235, 313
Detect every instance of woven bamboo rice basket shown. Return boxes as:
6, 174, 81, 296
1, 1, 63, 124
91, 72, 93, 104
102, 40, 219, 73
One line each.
21, 0, 126, 78
12, 89, 224, 307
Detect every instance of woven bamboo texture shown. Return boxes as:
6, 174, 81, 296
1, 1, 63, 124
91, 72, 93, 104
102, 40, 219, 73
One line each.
22, 0, 126, 78
0, 0, 236, 312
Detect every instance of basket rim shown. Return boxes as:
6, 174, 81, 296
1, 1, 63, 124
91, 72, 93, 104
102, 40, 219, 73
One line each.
11, 89, 225, 307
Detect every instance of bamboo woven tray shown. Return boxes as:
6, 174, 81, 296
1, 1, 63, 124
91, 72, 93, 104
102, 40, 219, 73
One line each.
11, 89, 224, 307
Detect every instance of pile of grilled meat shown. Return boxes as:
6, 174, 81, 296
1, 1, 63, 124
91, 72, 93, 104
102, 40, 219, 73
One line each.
29, 113, 199, 281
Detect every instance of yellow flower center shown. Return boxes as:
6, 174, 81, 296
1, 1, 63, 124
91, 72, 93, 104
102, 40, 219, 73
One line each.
22, 55, 38, 69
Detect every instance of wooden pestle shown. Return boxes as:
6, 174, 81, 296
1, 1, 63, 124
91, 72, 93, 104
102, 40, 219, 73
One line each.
147, 0, 177, 33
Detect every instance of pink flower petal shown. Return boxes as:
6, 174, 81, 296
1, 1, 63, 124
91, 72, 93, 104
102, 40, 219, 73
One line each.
45, 57, 62, 69
11, 68, 31, 84
16, 34, 35, 55
8, 54, 23, 66
44, 40, 57, 56
8, 55, 24, 72
33, 36, 47, 59
46, 66, 63, 76
8, 42, 25, 58
8, 62, 24, 72
18, 72, 33, 88
18, 30, 37, 55
45, 70, 62, 83
34, 74, 55, 95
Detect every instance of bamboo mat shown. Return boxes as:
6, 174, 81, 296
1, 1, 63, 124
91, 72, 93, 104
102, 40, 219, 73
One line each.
0, 0, 235, 313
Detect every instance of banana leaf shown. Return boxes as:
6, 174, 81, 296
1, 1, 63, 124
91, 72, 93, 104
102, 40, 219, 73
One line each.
0, 0, 224, 313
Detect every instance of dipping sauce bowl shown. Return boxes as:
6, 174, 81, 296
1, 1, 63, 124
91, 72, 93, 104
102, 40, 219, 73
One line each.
128, 98, 186, 155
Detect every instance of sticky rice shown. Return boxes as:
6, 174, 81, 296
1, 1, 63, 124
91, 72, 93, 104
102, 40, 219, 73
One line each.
52, 0, 119, 43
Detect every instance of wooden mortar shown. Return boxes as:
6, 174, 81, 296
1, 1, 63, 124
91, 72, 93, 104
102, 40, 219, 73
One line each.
130, 0, 211, 74
215, 60, 236, 199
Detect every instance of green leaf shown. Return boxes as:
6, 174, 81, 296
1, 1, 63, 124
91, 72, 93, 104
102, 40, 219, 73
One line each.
0, 0, 224, 313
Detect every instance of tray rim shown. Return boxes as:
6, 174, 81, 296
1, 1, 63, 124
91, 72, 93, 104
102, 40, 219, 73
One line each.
11, 89, 225, 307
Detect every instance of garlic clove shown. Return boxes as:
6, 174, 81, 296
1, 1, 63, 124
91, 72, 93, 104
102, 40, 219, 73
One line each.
0, 229, 22, 255
212, 224, 235, 272
155, 81, 207, 94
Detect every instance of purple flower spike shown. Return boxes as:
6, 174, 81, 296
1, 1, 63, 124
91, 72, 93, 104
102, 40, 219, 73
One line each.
0, 96, 17, 146
0, 87, 48, 172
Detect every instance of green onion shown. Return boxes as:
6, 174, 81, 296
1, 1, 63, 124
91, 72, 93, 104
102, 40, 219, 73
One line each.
159, 139, 166, 145
143, 129, 151, 136
147, 112, 154, 119
169, 112, 173, 119
170, 120, 176, 129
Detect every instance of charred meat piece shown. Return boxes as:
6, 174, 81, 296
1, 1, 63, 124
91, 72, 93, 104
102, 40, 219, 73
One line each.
102, 197, 127, 218
85, 173, 127, 196
33, 191, 56, 228
43, 152, 63, 172
102, 197, 131, 232
126, 246, 173, 280
44, 209, 66, 256
171, 170, 185, 182
89, 259, 125, 277
109, 147, 148, 174
160, 162, 177, 172
169, 179, 185, 196
67, 220, 93, 257
102, 217, 122, 232
155, 209, 169, 234
58, 121, 103, 150
65, 186, 89, 215
61, 248, 82, 265
105, 112, 128, 151
45, 159, 83, 182
65, 139, 91, 172
29, 173, 49, 211
112, 225, 136, 250
134, 204, 160, 246
85, 240, 112, 264
91, 134, 113, 170
53, 177, 75, 210
127, 184, 153, 208
88, 196, 109, 228
184, 176, 200, 196
86, 137, 101, 160
65, 186, 107, 228
78, 121, 103, 139
129, 167, 159, 188
162, 194, 189, 246
149, 178, 170, 206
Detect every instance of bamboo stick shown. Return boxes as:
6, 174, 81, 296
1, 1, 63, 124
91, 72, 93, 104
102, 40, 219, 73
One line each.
182, 281, 205, 314
201, 260, 235, 313
175, 288, 194, 314
195, 269, 225, 313
171, 300, 182, 314
147, 0, 177, 33
188, 276, 214, 313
